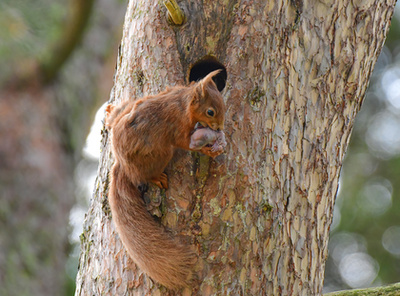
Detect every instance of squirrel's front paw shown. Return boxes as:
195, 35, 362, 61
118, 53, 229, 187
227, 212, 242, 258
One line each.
200, 146, 223, 158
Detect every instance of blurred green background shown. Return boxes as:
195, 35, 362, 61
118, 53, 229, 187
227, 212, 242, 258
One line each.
0, 0, 126, 295
1, 1, 399, 294
324, 6, 400, 292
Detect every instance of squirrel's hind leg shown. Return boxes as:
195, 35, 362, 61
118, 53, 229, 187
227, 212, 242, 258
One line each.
150, 172, 168, 189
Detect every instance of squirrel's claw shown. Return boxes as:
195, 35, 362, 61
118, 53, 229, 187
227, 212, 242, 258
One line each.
200, 146, 224, 159
151, 173, 169, 189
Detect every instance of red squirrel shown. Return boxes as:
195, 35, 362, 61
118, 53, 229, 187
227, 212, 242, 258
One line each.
105, 70, 226, 289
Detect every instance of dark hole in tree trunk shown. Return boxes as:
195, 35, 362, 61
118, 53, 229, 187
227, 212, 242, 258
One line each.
189, 56, 227, 92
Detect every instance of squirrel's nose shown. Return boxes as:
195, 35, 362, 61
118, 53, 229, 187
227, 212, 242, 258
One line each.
211, 122, 224, 131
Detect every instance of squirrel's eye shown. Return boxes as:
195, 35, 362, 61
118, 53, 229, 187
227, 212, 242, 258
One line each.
207, 108, 215, 117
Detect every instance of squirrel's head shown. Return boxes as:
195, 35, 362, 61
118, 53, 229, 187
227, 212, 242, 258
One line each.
190, 70, 226, 131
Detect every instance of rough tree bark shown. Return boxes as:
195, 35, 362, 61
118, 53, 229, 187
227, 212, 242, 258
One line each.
75, 0, 396, 295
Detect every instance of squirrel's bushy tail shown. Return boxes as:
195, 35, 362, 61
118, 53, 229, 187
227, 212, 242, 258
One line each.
109, 164, 196, 290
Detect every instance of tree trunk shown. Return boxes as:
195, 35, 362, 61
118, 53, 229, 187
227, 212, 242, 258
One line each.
75, 0, 396, 295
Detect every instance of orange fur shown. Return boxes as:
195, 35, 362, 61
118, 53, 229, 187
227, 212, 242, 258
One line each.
106, 70, 226, 289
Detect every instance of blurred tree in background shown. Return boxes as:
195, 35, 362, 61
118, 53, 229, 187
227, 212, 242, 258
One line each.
324, 6, 400, 293
0, 0, 125, 295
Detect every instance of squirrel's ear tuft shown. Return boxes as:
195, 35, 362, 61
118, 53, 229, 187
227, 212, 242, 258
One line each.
196, 69, 221, 98
201, 69, 221, 89
202, 69, 222, 83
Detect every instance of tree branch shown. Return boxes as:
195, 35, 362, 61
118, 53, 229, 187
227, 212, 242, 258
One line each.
325, 282, 400, 296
